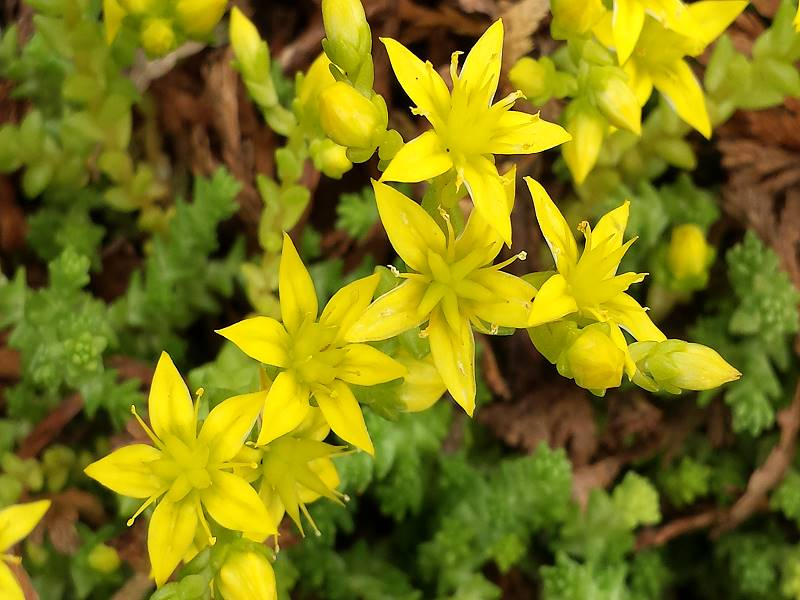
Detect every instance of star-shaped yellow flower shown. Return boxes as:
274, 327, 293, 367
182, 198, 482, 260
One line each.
526, 177, 665, 344
216, 234, 406, 455
379, 19, 570, 245
84, 352, 272, 587
346, 176, 535, 416
0, 500, 50, 600
596, 2, 747, 138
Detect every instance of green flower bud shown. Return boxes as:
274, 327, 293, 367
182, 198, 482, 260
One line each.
140, 18, 175, 57
321, 0, 371, 76
175, 0, 227, 37
556, 323, 625, 394
88, 543, 121, 573
217, 550, 277, 600
310, 138, 353, 179
592, 68, 641, 135
230, 7, 267, 72
509, 57, 551, 103
667, 223, 713, 282
630, 339, 741, 394
562, 99, 606, 185
319, 81, 385, 149
550, 0, 605, 39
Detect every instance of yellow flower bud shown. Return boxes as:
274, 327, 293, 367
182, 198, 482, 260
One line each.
593, 70, 641, 135
140, 18, 175, 57
319, 81, 385, 149
667, 224, 712, 281
87, 543, 121, 574
562, 101, 606, 185
217, 550, 277, 600
550, 0, 605, 38
118, 0, 154, 14
175, 0, 227, 37
321, 0, 371, 74
310, 138, 353, 179
509, 57, 550, 102
557, 323, 625, 394
230, 7, 265, 70
103, 0, 126, 44
630, 339, 741, 394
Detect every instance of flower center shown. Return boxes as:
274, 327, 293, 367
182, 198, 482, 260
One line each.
287, 318, 345, 387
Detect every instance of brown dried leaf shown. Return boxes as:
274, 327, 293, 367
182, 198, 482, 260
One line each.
499, 0, 549, 76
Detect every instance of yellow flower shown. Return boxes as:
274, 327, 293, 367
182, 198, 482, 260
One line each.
346, 177, 535, 416
217, 549, 277, 600
609, 0, 688, 64
526, 177, 665, 344
0, 500, 50, 600
379, 20, 570, 245
597, 2, 747, 138
84, 352, 272, 587
216, 234, 406, 455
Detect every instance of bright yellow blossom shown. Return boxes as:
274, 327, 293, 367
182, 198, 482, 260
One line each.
84, 352, 272, 587
596, 2, 747, 138
526, 177, 665, 345
346, 176, 535, 416
610, 0, 688, 64
379, 20, 570, 245
216, 234, 406, 455
0, 500, 50, 600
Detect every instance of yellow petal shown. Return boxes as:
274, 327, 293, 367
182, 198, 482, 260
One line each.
84, 445, 165, 499
257, 372, 310, 445
380, 37, 451, 123
372, 180, 447, 272
202, 471, 275, 536
527, 273, 579, 327
215, 317, 290, 368
0, 562, 23, 600
604, 293, 666, 342
671, 1, 748, 50
613, 0, 646, 64
315, 380, 374, 455
338, 343, 407, 385
624, 59, 654, 105
298, 457, 341, 503
468, 270, 536, 329
148, 499, 197, 587
380, 130, 453, 183
280, 233, 319, 334
198, 391, 265, 463
148, 352, 195, 444
489, 110, 571, 155
396, 353, 447, 412
459, 19, 504, 106
0, 500, 50, 553
524, 177, 579, 271
651, 60, 710, 138
345, 280, 428, 342
461, 155, 512, 246
321, 273, 380, 340
103, 0, 126, 44
562, 104, 606, 185
428, 309, 476, 415
591, 200, 630, 254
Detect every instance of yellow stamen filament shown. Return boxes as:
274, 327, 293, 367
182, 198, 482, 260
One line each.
130, 405, 164, 450
127, 491, 162, 526
195, 496, 216, 546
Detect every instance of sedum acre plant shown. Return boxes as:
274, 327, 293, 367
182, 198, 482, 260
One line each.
2, 0, 796, 597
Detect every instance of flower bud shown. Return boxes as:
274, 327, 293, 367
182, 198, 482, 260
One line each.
562, 100, 606, 185
556, 323, 625, 394
592, 68, 641, 135
230, 7, 267, 72
319, 82, 385, 149
103, 0, 126, 44
630, 339, 741, 394
175, 0, 227, 37
666, 223, 713, 281
550, 0, 605, 39
117, 0, 154, 14
321, 0, 371, 76
87, 544, 121, 573
140, 18, 175, 57
509, 57, 551, 104
217, 550, 277, 600
310, 138, 353, 179
396, 353, 447, 412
